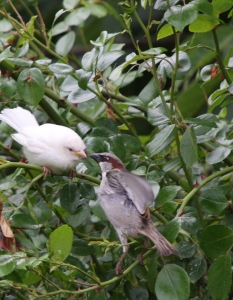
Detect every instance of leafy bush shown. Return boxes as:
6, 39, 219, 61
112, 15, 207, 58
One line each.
0, 0, 233, 299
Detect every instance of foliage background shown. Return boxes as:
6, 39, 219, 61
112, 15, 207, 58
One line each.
0, 0, 233, 299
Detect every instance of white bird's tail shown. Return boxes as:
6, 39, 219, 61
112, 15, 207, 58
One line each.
0, 107, 39, 132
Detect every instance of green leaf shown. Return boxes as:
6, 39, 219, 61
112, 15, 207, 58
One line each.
66, 202, 90, 227
180, 207, 202, 235
199, 188, 228, 215
89, 199, 108, 221
72, 239, 95, 256
88, 290, 107, 300
157, 186, 177, 205
68, 84, 97, 103
0, 46, 13, 62
187, 256, 206, 283
139, 77, 159, 105
55, 31, 76, 56
11, 213, 42, 229
60, 183, 80, 214
212, 0, 233, 14
95, 117, 118, 134
148, 105, 169, 126
200, 225, 233, 258
189, 14, 219, 33
162, 218, 181, 243
184, 117, 217, 128
157, 23, 178, 40
124, 282, 149, 300
146, 125, 175, 157
208, 254, 232, 300
177, 241, 196, 258
88, 4, 108, 18
48, 224, 73, 261
121, 134, 141, 153
0, 255, 16, 277
63, 0, 80, 9
97, 50, 124, 72
154, 0, 179, 10
108, 135, 126, 160
17, 68, 45, 106
164, 4, 198, 32
49, 63, 73, 74
206, 146, 231, 164
180, 127, 198, 168
155, 264, 190, 300
65, 7, 90, 26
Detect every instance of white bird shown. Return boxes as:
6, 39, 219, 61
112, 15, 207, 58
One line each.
0, 107, 87, 175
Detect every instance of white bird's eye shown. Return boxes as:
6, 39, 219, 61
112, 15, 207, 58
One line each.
67, 147, 73, 152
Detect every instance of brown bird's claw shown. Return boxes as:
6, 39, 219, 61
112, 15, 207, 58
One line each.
137, 252, 145, 266
69, 169, 76, 180
43, 166, 51, 179
115, 252, 127, 276
116, 262, 124, 276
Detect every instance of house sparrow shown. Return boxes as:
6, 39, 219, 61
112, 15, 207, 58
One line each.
90, 152, 178, 275
0, 107, 87, 175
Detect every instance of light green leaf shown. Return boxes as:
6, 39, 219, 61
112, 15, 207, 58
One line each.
48, 225, 73, 261
55, 31, 76, 56
206, 146, 231, 164
0, 256, 16, 277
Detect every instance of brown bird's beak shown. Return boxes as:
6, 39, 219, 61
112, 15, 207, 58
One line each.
74, 149, 87, 158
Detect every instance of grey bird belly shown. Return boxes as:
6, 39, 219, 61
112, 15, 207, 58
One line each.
99, 192, 141, 237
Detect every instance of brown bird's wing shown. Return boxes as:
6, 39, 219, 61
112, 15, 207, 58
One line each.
121, 170, 154, 215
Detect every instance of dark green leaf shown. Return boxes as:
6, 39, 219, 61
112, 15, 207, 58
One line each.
180, 127, 198, 168
208, 254, 232, 300
66, 202, 90, 227
148, 105, 169, 126
157, 186, 177, 205
162, 218, 181, 243
60, 183, 80, 214
180, 207, 202, 235
48, 225, 73, 261
121, 134, 141, 153
177, 241, 196, 258
108, 135, 126, 160
72, 239, 95, 256
124, 282, 149, 300
199, 188, 228, 215
17, 68, 45, 106
95, 118, 118, 134
76, 122, 92, 137
155, 264, 190, 300
11, 214, 42, 229
187, 257, 206, 283
184, 117, 217, 128
200, 225, 233, 258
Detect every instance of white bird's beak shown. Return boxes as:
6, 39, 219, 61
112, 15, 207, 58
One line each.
73, 149, 87, 158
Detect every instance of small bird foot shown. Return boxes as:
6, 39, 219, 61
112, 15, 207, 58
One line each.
19, 157, 27, 163
43, 166, 51, 179
137, 251, 146, 266
115, 252, 127, 276
69, 169, 76, 180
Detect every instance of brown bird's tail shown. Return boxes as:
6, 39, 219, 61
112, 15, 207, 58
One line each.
139, 220, 179, 256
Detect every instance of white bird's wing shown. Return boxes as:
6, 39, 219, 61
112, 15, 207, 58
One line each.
0, 107, 39, 132
121, 171, 154, 215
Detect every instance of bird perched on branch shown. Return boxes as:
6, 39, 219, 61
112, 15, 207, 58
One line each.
0, 107, 87, 175
91, 152, 178, 275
